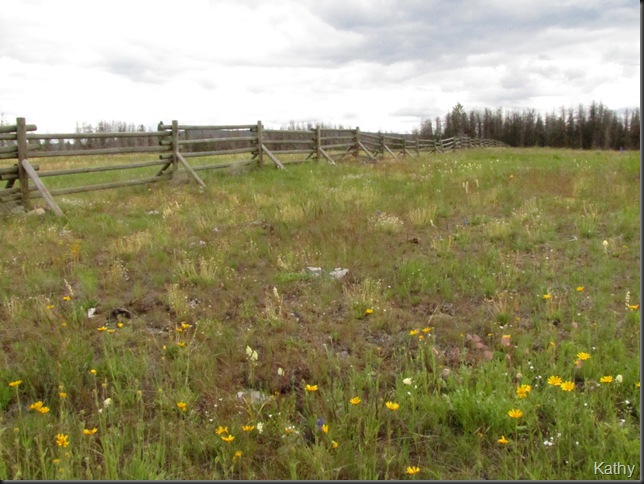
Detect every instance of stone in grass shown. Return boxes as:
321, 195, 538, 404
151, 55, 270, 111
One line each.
329, 268, 349, 280
25, 207, 46, 216
236, 389, 273, 405
305, 267, 323, 277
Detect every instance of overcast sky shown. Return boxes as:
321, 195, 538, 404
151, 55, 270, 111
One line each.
0, 0, 639, 134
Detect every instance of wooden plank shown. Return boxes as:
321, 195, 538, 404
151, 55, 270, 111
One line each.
383, 144, 399, 161
21, 159, 63, 216
26, 131, 167, 140
170, 124, 256, 130
404, 149, 416, 158
33, 145, 170, 157
176, 152, 206, 187
262, 139, 314, 145
319, 135, 354, 141
261, 145, 285, 169
358, 141, 376, 160
46, 174, 172, 196
181, 147, 255, 158
178, 136, 255, 145
264, 129, 312, 135
320, 142, 353, 150
192, 160, 255, 171
37, 160, 167, 178
320, 128, 355, 134
270, 149, 314, 155
338, 145, 354, 161
0, 123, 36, 134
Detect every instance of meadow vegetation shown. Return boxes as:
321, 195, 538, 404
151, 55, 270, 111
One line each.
0, 148, 640, 479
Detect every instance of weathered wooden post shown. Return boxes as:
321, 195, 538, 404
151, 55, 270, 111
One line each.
171, 120, 179, 174
415, 134, 420, 157
401, 137, 407, 159
16, 117, 32, 210
256, 120, 264, 167
315, 125, 321, 162
354, 126, 360, 158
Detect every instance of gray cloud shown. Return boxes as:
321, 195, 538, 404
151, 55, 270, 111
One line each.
0, 0, 638, 133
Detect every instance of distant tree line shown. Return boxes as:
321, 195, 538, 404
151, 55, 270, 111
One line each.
1, 102, 639, 151
416, 101, 640, 150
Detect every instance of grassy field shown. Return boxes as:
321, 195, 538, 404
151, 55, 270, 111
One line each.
0, 147, 640, 480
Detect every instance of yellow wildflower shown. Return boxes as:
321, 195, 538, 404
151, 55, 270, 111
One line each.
385, 401, 400, 411
242, 425, 255, 432
547, 376, 562, 386
560, 381, 575, 392
516, 384, 532, 398
176, 402, 187, 411
543, 293, 551, 300
576, 286, 584, 292
8, 380, 22, 387
83, 428, 98, 435
215, 426, 229, 435
365, 308, 374, 315
305, 384, 318, 392
233, 450, 243, 461
220, 434, 235, 443
331, 440, 339, 449
405, 466, 421, 475
599, 376, 613, 384
409, 329, 420, 336
576, 352, 591, 361
498, 435, 510, 445
507, 409, 523, 419
321, 424, 329, 434
97, 326, 107, 332
350, 397, 362, 405
55, 434, 70, 448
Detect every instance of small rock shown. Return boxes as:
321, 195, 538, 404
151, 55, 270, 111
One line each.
329, 268, 349, 279
305, 267, 323, 277
236, 389, 272, 405
26, 207, 46, 216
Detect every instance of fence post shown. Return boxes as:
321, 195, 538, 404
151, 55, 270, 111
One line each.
315, 125, 321, 161
16, 117, 32, 210
171, 120, 179, 174
256, 120, 264, 166
354, 126, 360, 158
401, 137, 407, 159
415, 134, 420, 157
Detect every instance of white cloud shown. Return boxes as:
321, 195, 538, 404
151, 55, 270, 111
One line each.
0, 0, 639, 133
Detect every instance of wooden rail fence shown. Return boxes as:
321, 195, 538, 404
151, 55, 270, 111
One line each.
0, 117, 507, 216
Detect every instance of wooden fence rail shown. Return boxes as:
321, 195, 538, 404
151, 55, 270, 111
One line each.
0, 117, 507, 216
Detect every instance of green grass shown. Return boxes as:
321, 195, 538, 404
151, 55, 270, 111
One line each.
0, 147, 640, 479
